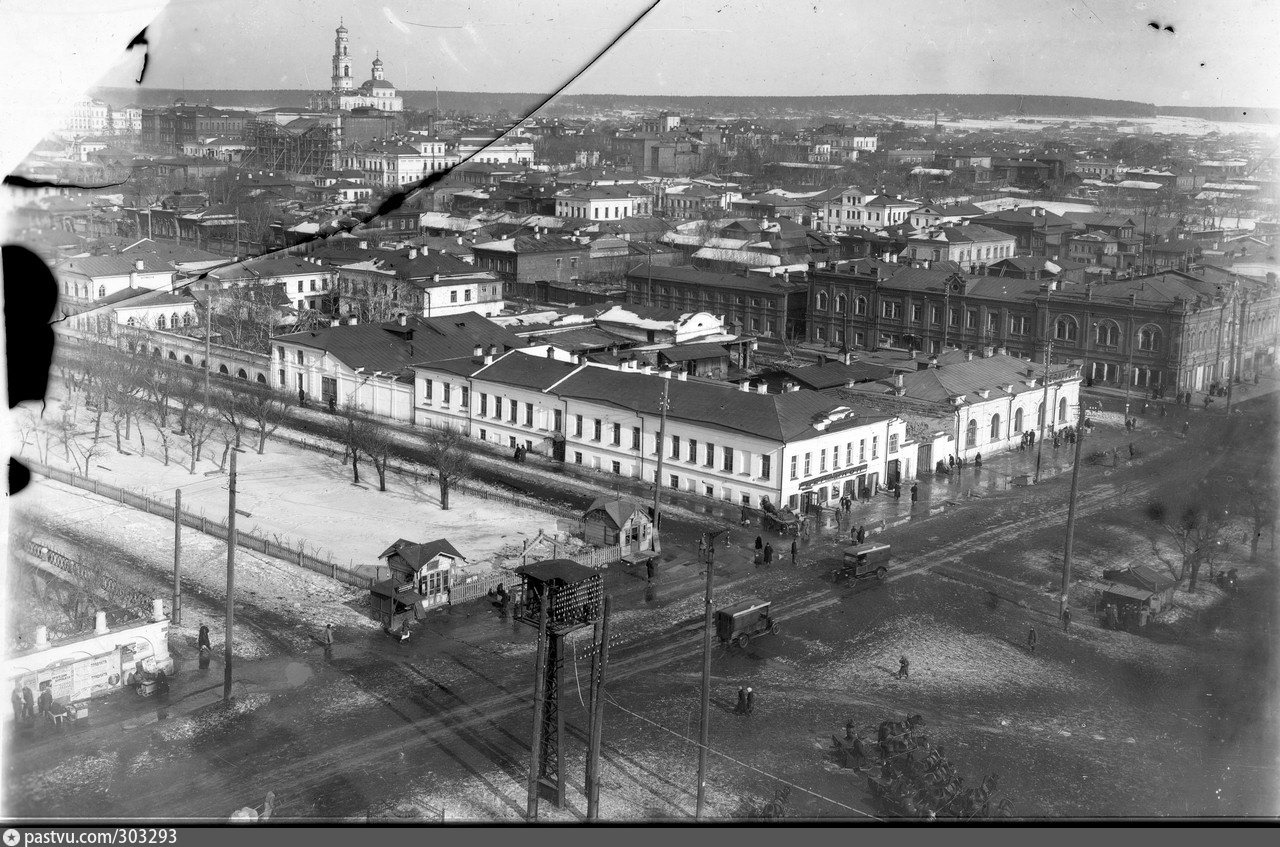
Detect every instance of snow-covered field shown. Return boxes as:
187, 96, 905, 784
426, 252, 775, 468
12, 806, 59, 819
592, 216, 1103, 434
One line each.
899, 113, 1280, 137
14, 407, 558, 577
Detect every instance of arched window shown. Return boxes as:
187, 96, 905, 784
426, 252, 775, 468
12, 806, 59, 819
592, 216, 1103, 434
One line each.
1138, 326, 1161, 352
966, 418, 978, 448
219, 364, 229, 374
854, 296, 867, 316
816, 291, 829, 311
1095, 320, 1119, 346
126, 317, 136, 327
183, 355, 193, 365
1014, 407, 1024, 433
170, 313, 179, 328
1058, 397, 1067, 423
168, 351, 177, 360
835, 294, 847, 314
98, 286, 106, 298
1054, 315, 1078, 342
237, 369, 248, 379
182, 312, 193, 327
1037, 401, 1045, 427
156, 313, 167, 329
256, 374, 267, 384
989, 413, 1001, 441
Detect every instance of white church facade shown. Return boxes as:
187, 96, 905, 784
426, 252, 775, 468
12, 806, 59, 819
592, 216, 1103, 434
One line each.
312, 22, 404, 113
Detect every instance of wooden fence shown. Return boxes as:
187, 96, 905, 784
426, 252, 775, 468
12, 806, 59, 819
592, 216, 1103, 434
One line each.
28, 460, 373, 590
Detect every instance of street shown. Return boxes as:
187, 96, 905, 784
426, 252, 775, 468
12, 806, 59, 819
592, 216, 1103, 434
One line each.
6, 387, 1276, 820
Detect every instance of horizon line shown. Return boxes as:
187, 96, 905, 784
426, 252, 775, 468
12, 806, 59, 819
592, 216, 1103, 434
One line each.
88, 86, 1277, 114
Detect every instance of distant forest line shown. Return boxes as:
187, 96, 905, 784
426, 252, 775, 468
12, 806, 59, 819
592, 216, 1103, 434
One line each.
92, 88, 1274, 124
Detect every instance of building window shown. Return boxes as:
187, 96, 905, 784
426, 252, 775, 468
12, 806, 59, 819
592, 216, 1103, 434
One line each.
575, 415, 583, 437
889, 434, 899, 453
816, 291, 829, 311
855, 296, 868, 316
1055, 316, 1079, 342
705, 442, 714, 467
761, 454, 771, 480
296, 350, 304, 365
443, 383, 452, 406
859, 440, 866, 462
509, 400, 518, 422
872, 436, 879, 458
461, 387, 470, 409
819, 449, 827, 472
835, 294, 847, 314
525, 403, 534, 427
948, 308, 960, 327
631, 426, 641, 450
790, 456, 798, 480
594, 419, 602, 441
911, 303, 923, 323
669, 474, 679, 489
803, 453, 811, 476
967, 419, 978, 448
1138, 326, 1162, 351
966, 310, 978, 330
722, 447, 733, 473
931, 305, 942, 325
846, 443, 853, 464
450, 291, 459, 303
575, 452, 583, 464
687, 438, 697, 462
815, 326, 826, 342
1010, 316, 1029, 335
479, 393, 487, 416
278, 368, 285, 386
671, 435, 681, 458
554, 409, 563, 432
990, 414, 1001, 441
612, 461, 621, 475
986, 312, 999, 334
882, 301, 901, 319
611, 422, 621, 445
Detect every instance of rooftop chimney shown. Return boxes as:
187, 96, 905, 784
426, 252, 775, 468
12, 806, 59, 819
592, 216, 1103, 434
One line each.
996, 346, 1007, 356
755, 381, 768, 393
398, 314, 408, 327
739, 381, 752, 392
966, 350, 974, 361
134, 259, 145, 271
347, 316, 358, 325
546, 347, 556, 359
893, 373, 905, 394
331, 319, 342, 327
408, 248, 418, 259
152, 598, 167, 622
473, 344, 483, 357
928, 355, 939, 369
359, 240, 368, 249
488, 344, 500, 358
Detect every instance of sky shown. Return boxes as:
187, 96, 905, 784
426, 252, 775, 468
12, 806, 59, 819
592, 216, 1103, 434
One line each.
66, 0, 1280, 109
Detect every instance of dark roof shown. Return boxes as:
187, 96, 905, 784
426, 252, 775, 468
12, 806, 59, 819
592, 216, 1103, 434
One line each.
625, 264, 806, 295
1106, 566, 1178, 593
776, 360, 895, 389
275, 313, 526, 375
555, 367, 894, 442
56, 255, 174, 278
515, 559, 599, 584
584, 497, 648, 528
657, 342, 729, 363
843, 353, 1072, 405
471, 351, 581, 390
378, 538, 465, 569
370, 579, 429, 603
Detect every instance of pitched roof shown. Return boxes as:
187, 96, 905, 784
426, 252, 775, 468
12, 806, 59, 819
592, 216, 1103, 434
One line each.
470, 351, 581, 390
775, 360, 896, 389
656, 342, 729, 363
274, 313, 526, 375
378, 538, 464, 570
627, 264, 805, 294
56, 254, 174, 278
846, 353, 1069, 405
555, 367, 894, 442
584, 497, 648, 528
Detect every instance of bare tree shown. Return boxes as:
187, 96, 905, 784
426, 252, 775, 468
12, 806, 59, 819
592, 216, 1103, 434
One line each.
1147, 479, 1233, 591
1238, 474, 1279, 563
422, 425, 473, 511
184, 406, 216, 474
212, 388, 249, 449
243, 387, 290, 454
353, 418, 397, 492
339, 403, 364, 485
150, 408, 174, 467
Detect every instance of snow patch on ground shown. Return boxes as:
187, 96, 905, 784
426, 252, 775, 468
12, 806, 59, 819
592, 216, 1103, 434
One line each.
14, 752, 120, 804
153, 693, 272, 744
797, 614, 1066, 696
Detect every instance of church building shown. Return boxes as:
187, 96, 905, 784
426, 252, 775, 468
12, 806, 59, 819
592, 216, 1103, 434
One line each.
312, 22, 404, 113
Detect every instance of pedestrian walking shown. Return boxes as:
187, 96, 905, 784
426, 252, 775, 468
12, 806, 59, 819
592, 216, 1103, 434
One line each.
1182, 420, 1190, 437
1062, 608, 1072, 632
948, 454, 955, 468
1128, 442, 1136, 458
646, 558, 656, 581
745, 687, 755, 714
1026, 627, 1038, 655
763, 543, 774, 566
735, 686, 747, 715
37, 685, 52, 721
1028, 431, 1036, 447
910, 483, 918, 503
974, 452, 982, 469
1160, 404, 1167, 419
897, 656, 909, 680
697, 536, 707, 563
755, 535, 763, 552
198, 622, 211, 653
11, 682, 22, 722
1204, 395, 1211, 410
1253, 372, 1260, 386
790, 539, 798, 565
323, 623, 334, 646
857, 525, 866, 544
21, 686, 34, 722
298, 388, 307, 407
1053, 433, 1060, 448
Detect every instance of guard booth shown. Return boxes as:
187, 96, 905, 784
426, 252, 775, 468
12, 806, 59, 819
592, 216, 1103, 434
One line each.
513, 560, 604, 814
581, 496, 653, 552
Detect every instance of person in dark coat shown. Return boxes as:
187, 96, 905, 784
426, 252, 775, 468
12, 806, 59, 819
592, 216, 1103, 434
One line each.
646, 558, 656, 581
697, 537, 707, 563
707, 542, 715, 565
1128, 442, 1136, 458
745, 687, 755, 714
910, 483, 918, 503
897, 656, 909, 680
21, 686, 34, 722
1027, 627, 1038, 655
1182, 420, 1190, 437
948, 454, 955, 468
11, 682, 23, 722
790, 539, 798, 565
323, 623, 334, 646
974, 453, 982, 469
894, 483, 902, 499
1160, 404, 1167, 419
198, 623, 212, 653
763, 543, 774, 566
735, 686, 747, 715
37, 685, 52, 721
856, 525, 866, 544
755, 536, 763, 551
327, 396, 337, 414
1062, 608, 1072, 632
850, 525, 858, 542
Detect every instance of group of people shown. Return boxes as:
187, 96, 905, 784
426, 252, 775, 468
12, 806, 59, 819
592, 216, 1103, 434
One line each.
10, 681, 53, 726
734, 686, 756, 715
751, 535, 799, 566
511, 445, 529, 463
1016, 431, 1038, 451
1123, 417, 1140, 432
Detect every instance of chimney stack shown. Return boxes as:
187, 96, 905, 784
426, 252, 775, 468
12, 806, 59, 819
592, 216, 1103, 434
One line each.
135, 259, 145, 271
755, 381, 768, 393
473, 344, 483, 357
928, 355, 939, 369
546, 347, 555, 359
966, 350, 974, 361
408, 248, 418, 259
398, 314, 408, 327
739, 381, 752, 392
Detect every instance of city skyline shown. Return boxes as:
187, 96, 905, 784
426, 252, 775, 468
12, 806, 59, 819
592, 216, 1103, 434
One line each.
83, 0, 1280, 110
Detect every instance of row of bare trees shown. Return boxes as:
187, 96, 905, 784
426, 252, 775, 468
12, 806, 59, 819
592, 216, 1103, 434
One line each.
334, 402, 473, 509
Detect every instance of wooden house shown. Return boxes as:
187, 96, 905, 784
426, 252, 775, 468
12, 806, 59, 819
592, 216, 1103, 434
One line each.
377, 538, 465, 609
1103, 565, 1178, 614
581, 497, 652, 550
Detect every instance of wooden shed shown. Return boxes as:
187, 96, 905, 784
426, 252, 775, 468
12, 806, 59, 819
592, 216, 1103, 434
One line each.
1103, 565, 1178, 614
370, 580, 428, 629
582, 497, 652, 550
378, 538, 465, 609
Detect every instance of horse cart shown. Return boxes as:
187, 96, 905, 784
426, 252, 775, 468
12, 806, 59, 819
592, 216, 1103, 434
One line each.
761, 509, 801, 536
715, 599, 778, 649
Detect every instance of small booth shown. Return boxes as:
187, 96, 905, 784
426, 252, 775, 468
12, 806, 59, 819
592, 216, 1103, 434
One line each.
581, 497, 652, 551
377, 538, 464, 610
370, 580, 429, 630
1099, 582, 1157, 629
1103, 566, 1177, 614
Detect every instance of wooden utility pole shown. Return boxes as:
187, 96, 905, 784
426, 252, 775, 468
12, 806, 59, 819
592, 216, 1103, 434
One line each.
173, 488, 182, 626
203, 290, 214, 410
526, 594, 549, 821
651, 376, 671, 554
1227, 293, 1247, 413
695, 554, 715, 820
586, 596, 612, 821
223, 450, 236, 700
1060, 403, 1088, 620
1034, 332, 1054, 484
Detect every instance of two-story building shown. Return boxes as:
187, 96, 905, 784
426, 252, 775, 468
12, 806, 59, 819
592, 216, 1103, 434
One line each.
554, 186, 654, 221
55, 255, 176, 317
413, 349, 913, 510
205, 256, 337, 314
904, 223, 1018, 267
625, 264, 807, 340
329, 247, 504, 319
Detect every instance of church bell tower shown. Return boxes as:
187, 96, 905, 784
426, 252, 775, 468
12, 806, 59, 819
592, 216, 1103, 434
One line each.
331, 21, 354, 92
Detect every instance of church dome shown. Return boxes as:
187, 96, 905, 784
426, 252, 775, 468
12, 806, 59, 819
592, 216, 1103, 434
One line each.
372, 56, 384, 67
367, 79, 395, 89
